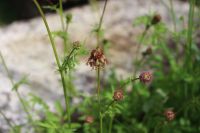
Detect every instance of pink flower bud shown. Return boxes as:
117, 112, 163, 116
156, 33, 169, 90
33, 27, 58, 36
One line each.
139, 71, 152, 83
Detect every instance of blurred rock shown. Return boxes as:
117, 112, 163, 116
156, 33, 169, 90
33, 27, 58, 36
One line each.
0, 0, 189, 131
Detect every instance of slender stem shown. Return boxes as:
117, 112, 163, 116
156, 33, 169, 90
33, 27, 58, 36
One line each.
96, 0, 109, 46
96, 67, 102, 133
59, 0, 68, 55
102, 101, 115, 116
59, 0, 65, 30
98, 0, 108, 33
120, 77, 140, 89
186, 0, 196, 70
0, 111, 17, 132
169, 0, 177, 32
33, 0, 71, 128
61, 47, 76, 69
108, 116, 114, 133
100, 114, 103, 133
0, 51, 33, 122
134, 28, 148, 76
97, 68, 101, 107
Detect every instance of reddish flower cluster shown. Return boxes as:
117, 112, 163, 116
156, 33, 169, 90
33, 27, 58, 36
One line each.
164, 109, 176, 121
85, 116, 94, 124
113, 89, 124, 101
139, 71, 152, 83
87, 47, 108, 69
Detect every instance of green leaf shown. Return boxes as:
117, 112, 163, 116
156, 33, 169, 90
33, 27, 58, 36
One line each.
12, 76, 28, 91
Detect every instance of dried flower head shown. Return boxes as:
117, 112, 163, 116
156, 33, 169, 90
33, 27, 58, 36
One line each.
73, 41, 81, 49
142, 47, 152, 56
139, 71, 152, 83
113, 89, 124, 101
85, 116, 94, 124
87, 47, 108, 69
151, 14, 162, 25
164, 109, 176, 121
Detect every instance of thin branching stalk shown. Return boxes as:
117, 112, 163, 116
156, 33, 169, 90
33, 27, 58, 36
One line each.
95, 0, 109, 133
33, 0, 71, 128
169, 0, 177, 32
133, 28, 148, 76
59, 0, 65, 30
96, 67, 103, 133
59, 0, 69, 55
0, 111, 17, 132
0, 51, 33, 122
186, 0, 196, 70
96, 0, 109, 46
108, 116, 114, 133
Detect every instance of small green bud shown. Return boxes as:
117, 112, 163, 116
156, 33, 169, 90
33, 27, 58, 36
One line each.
66, 13, 73, 24
73, 41, 81, 49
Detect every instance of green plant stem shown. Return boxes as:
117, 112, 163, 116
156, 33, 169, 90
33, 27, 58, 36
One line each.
59, 0, 69, 55
120, 77, 140, 89
33, 0, 71, 128
169, 0, 177, 32
0, 111, 17, 132
186, 0, 196, 70
102, 101, 115, 116
96, 0, 109, 46
108, 116, 114, 133
0, 51, 33, 122
134, 28, 148, 76
98, 0, 108, 31
100, 114, 103, 133
96, 67, 102, 133
59, 0, 65, 30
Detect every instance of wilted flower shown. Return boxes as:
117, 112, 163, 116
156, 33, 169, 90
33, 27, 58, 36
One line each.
113, 89, 124, 101
164, 109, 175, 121
139, 71, 152, 83
142, 47, 152, 56
85, 116, 94, 124
86, 47, 108, 69
151, 14, 162, 25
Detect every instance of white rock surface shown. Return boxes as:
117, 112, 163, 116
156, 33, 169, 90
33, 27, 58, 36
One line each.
0, 0, 189, 131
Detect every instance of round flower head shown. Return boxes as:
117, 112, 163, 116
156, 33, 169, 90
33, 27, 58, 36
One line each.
142, 47, 152, 56
139, 71, 152, 83
85, 116, 94, 124
164, 109, 175, 121
113, 89, 124, 101
73, 41, 81, 50
87, 47, 108, 69
151, 14, 162, 25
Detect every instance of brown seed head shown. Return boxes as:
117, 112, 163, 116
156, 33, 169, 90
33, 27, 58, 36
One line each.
139, 71, 152, 83
73, 41, 81, 49
142, 47, 152, 56
151, 14, 162, 25
85, 116, 94, 124
164, 109, 176, 121
113, 89, 124, 101
86, 47, 108, 69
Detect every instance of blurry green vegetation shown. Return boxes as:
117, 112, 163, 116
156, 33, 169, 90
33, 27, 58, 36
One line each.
0, 0, 200, 133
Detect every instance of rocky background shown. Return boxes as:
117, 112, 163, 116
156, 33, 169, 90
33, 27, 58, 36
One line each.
0, 0, 190, 132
